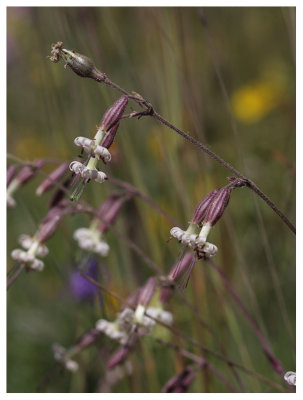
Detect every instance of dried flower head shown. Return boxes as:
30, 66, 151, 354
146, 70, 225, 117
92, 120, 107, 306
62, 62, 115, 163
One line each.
49, 41, 106, 82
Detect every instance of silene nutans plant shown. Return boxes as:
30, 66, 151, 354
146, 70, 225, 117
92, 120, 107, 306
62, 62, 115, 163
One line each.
7, 8, 295, 394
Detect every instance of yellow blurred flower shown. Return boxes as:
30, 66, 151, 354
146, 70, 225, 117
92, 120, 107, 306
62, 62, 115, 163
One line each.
231, 81, 282, 124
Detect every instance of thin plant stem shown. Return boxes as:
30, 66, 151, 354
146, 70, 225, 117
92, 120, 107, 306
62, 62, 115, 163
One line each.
176, 291, 247, 392
7, 263, 25, 290
197, 8, 295, 358
95, 73, 295, 234
108, 175, 179, 226
208, 259, 284, 376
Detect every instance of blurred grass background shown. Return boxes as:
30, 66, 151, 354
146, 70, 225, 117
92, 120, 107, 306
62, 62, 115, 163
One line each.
7, 7, 295, 393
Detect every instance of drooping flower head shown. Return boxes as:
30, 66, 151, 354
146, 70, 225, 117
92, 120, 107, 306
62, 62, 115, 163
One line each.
170, 182, 237, 260
69, 96, 128, 201
7, 159, 45, 207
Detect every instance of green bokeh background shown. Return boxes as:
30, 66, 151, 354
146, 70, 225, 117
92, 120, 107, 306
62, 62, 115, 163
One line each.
7, 7, 295, 393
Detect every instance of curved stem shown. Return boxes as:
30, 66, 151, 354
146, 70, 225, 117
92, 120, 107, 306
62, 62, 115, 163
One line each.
97, 75, 296, 234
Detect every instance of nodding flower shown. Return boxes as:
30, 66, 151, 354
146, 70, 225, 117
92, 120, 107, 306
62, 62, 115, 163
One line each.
73, 193, 131, 256
11, 201, 68, 272
170, 183, 235, 260
160, 252, 196, 300
69, 96, 128, 201
96, 277, 173, 346
7, 160, 45, 208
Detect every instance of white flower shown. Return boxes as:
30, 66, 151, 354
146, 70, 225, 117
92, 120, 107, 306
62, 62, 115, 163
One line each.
74, 137, 111, 163
69, 161, 107, 184
96, 319, 129, 345
73, 227, 110, 256
52, 343, 79, 372
11, 235, 48, 272
284, 371, 296, 386
170, 226, 217, 259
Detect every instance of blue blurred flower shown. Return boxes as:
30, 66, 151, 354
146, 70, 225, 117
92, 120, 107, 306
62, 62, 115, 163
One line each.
70, 258, 99, 301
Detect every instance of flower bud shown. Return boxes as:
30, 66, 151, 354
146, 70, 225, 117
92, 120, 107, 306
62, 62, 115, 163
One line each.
100, 122, 120, 149
98, 197, 126, 234
107, 346, 130, 369
192, 189, 219, 225
75, 328, 101, 350
36, 214, 61, 244
169, 252, 196, 282
7, 165, 18, 187
137, 277, 157, 308
134, 277, 157, 324
15, 159, 45, 186
36, 162, 69, 196
203, 186, 232, 226
100, 96, 128, 132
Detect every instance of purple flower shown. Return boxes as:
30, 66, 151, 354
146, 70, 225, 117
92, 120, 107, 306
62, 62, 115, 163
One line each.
70, 258, 99, 301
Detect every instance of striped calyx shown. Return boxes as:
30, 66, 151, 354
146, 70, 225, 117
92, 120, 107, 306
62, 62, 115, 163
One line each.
100, 122, 120, 149
192, 189, 219, 225
100, 96, 128, 132
203, 186, 232, 226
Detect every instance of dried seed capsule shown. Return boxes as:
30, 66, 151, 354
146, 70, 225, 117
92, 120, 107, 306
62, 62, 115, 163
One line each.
100, 96, 128, 132
60, 48, 105, 82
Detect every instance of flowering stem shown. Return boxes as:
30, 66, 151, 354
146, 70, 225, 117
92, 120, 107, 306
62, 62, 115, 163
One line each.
70, 127, 105, 202
81, 273, 286, 392
91, 74, 295, 234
